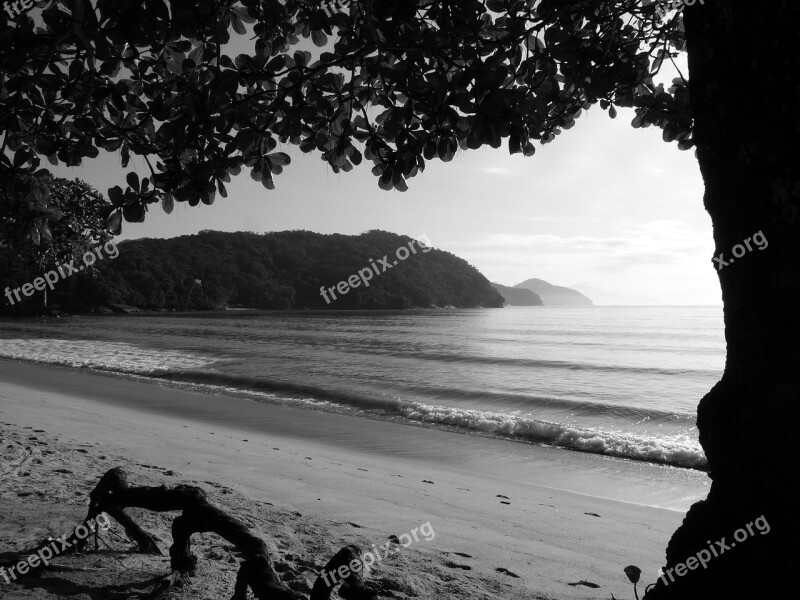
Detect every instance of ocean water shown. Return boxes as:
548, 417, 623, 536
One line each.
0, 306, 724, 470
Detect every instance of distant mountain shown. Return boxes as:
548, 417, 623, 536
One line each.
514, 278, 593, 306
491, 282, 543, 306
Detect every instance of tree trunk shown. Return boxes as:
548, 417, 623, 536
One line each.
645, 2, 800, 598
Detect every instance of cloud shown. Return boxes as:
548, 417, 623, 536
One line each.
471, 221, 710, 262
454, 221, 719, 304
482, 166, 517, 176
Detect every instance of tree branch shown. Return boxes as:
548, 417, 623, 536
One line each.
84, 467, 378, 600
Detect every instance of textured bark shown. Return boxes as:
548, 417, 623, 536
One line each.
644, 2, 800, 598
309, 545, 377, 600
86, 506, 161, 554
85, 467, 378, 600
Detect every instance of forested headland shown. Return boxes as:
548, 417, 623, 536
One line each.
1, 230, 505, 314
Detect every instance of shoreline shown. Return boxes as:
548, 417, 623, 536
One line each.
0, 345, 708, 475
0, 358, 709, 598
0, 358, 709, 511
0, 306, 507, 318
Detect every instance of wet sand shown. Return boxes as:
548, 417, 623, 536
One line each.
0, 359, 709, 599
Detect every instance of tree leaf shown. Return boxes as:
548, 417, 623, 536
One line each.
624, 565, 642, 584
230, 14, 246, 35
267, 152, 291, 167
162, 193, 175, 214
312, 30, 327, 47
108, 209, 122, 234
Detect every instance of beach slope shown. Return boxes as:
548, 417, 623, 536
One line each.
0, 360, 707, 599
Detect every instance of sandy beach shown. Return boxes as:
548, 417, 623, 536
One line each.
0, 359, 709, 599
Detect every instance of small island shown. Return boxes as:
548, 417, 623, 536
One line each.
492, 279, 593, 306
515, 278, 593, 306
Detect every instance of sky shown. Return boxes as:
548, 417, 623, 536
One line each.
49, 30, 720, 306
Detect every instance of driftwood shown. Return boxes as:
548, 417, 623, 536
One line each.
82, 467, 379, 600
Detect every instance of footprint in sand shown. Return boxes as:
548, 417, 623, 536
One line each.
273, 561, 293, 573
496, 567, 520, 578
568, 580, 600, 588
292, 556, 318, 570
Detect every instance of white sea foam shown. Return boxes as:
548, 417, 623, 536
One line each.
398, 401, 707, 469
0, 338, 213, 374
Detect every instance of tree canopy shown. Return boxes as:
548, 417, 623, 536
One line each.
1, 0, 691, 240
0, 176, 111, 311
